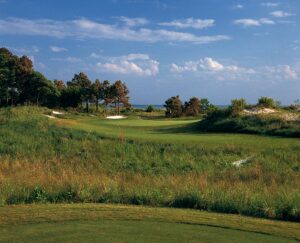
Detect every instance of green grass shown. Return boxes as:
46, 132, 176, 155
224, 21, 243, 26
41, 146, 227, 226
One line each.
0, 107, 300, 221
0, 204, 299, 242
67, 114, 300, 147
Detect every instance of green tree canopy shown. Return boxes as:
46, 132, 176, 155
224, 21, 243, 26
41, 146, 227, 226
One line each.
164, 95, 183, 118
230, 98, 247, 116
68, 72, 92, 112
184, 97, 201, 116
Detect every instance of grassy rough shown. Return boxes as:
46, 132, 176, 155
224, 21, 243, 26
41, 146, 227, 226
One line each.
198, 109, 300, 137
0, 107, 300, 221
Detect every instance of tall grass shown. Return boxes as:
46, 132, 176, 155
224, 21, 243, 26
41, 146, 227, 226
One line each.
0, 107, 299, 221
198, 109, 300, 137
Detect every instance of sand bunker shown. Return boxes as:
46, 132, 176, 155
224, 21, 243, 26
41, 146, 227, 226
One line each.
106, 115, 127, 120
244, 108, 276, 114
232, 157, 251, 167
44, 115, 56, 119
52, 111, 64, 115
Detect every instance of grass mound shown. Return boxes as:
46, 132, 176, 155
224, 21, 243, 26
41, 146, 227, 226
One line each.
198, 109, 300, 137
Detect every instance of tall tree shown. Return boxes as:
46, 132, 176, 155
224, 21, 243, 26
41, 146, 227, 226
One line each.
184, 97, 200, 116
0, 48, 33, 106
164, 95, 183, 118
0, 48, 15, 105
68, 72, 92, 112
91, 79, 103, 112
108, 80, 130, 114
53, 80, 66, 92
24, 71, 59, 106
60, 86, 81, 108
102, 80, 111, 112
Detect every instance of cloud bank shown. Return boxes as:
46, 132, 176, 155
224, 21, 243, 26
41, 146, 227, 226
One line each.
0, 17, 230, 44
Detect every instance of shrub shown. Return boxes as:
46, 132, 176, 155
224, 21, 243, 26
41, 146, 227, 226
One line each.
229, 98, 247, 117
257, 97, 277, 108
145, 105, 155, 113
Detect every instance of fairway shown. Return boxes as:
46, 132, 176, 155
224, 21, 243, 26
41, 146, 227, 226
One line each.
60, 115, 300, 148
0, 204, 299, 242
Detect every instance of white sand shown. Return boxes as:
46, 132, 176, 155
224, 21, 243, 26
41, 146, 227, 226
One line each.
52, 111, 64, 115
44, 115, 56, 119
232, 157, 251, 167
244, 108, 276, 114
106, 115, 127, 119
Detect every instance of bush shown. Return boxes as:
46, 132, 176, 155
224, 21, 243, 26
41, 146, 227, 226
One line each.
229, 98, 247, 117
257, 97, 277, 108
145, 105, 155, 113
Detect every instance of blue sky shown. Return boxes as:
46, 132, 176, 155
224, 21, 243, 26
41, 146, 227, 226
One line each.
0, 0, 300, 104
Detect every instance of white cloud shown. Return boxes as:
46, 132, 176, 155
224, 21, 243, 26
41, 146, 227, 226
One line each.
234, 18, 274, 27
170, 62, 198, 73
117, 16, 149, 27
95, 54, 159, 76
50, 46, 68, 52
234, 4, 244, 9
261, 2, 280, 7
200, 57, 224, 71
234, 19, 260, 26
0, 17, 230, 44
159, 18, 215, 29
270, 11, 295, 18
262, 65, 298, 80
171, 57, 299, 82
126, 53, 150, 60
171, 57, 254, 75
259, 18, 275, 25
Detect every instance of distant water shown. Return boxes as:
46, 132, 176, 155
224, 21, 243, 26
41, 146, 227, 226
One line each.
133, 104, 165, 109
132, 104, 228, 109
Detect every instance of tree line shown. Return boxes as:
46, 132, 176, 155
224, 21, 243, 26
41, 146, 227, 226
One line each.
164, 96, 216, 117
164, 95, 300, 118
0, 48, 130, 113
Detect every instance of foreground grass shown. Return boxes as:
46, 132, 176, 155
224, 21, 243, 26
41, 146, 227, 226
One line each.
0, 204, 299, 242
0, 107, 300, 221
